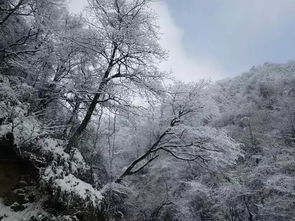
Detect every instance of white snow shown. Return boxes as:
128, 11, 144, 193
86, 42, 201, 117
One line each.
0, 198, 47, 221
43, 166, 103, 208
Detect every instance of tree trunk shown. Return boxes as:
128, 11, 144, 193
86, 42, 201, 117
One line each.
65, 81, 106, 153
65, 46, 117, 153
115, 128, 170, 183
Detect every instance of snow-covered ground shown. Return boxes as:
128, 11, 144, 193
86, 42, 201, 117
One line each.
0, 198, 46, 221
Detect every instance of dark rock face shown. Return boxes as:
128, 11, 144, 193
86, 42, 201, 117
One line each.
0, 133, 20, 196
0, 133, 106, 220
0, 133, 38, 198
0, 160, 25, 196
0, 132, 17, 160
0, 133, 40, 217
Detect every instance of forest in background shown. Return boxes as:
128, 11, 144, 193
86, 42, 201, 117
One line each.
0, 0, 294, 220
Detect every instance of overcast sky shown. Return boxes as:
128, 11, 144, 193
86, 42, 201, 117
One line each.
68, 0, 295, 82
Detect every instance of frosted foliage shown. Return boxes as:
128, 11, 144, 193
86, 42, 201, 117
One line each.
265, 175, 295, 194
191, 126, 242, 167
38, 138, 103, 208
167, 125, 242, 167
0, 76, 41, 146
1, 0, 295, 218
43, 169, 103, 208
0, 78, 103, 211
37, 138, 88, 172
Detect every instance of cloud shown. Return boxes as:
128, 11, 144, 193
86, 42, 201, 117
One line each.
151, 2, 226, 82
156, 0, 295, 79
216, 0, 295, 44
67, 0, 87, 14
67, 0, 226, 82
212, 0, 295, 74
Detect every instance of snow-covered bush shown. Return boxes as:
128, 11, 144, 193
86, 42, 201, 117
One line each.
0, 75, 104, 219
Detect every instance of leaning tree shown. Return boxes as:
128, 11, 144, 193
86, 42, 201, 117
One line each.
66, 0, 166, 151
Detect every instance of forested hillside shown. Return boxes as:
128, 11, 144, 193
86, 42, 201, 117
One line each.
0, 0, 294, 220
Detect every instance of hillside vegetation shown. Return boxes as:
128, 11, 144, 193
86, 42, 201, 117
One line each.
0, 0, 294, 220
